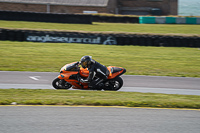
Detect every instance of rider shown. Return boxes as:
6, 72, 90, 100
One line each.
79, 55, 110, 90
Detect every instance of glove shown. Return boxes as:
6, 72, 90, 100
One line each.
80, 78, 86, 83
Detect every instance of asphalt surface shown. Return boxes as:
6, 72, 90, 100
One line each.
1, 72, 200, 133
0, 71, 200, 95
0, 106, 200, 133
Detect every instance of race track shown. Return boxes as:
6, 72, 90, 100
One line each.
1, 72, 200, 133
0, 106, 200, 133
0, 71, 200, 95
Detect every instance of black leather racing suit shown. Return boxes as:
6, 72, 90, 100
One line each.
81, 59, 109, 89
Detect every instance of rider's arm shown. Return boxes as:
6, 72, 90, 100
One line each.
80, 65, 94, 83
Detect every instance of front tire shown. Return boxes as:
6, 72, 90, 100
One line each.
104, 77, 123, 91
52, 78, 72, 89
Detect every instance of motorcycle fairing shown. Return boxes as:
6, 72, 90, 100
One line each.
79, 67, 89, 77
107, 66, 126, 79
60, 62, 79, 73
56, 62, 125, 90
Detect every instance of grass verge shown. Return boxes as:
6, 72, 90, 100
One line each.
0, 89, 200, 109
0, 20, 200, 35
0, 41, 200, 77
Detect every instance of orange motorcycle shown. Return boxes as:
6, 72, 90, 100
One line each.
52, 62, 126, 91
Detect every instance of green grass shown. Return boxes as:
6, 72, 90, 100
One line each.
0, 20, 200, 35
0, 89, 200, 109
0, 41, 200, 77
0, 20, 200, 109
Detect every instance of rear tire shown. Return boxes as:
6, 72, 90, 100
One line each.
52, 78, 72, 89
104, 77, 123, 91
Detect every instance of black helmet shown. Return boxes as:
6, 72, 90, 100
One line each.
80, 56, 92, 68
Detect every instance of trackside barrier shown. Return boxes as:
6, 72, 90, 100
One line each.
139, 16, 156, 24
197, 18, 200, 24
139, 16, 200, 24
186, 17, 196, 24
92, 15, 139, 23
0, 10, 139, 24
166, 17, 176, 24
155, 17, 166, 24
176, 17, 186, 24
0, 28, 199, 47
0, 10, 92, 24
1, 10, 200, 25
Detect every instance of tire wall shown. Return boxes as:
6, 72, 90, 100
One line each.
92, 15, 139, 23
1, 10, 200, 25
0, 10, 92, 24
0, 28, 199, 47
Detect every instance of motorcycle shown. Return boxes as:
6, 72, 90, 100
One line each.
52, 62, 126, 91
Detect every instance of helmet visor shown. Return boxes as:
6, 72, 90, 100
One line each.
81, 61, 87, 68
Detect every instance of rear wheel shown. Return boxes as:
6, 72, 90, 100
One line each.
52, 78, 72, 89
104, 77, 123, 91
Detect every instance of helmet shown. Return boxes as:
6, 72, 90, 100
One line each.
80, 56, 92, 68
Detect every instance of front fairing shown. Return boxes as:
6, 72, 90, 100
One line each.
79, 67, 89, 77
60, 62, 79, 73
56, 62, 90, 89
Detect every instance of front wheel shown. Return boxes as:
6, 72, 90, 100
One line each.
52, 78, 72, 89
104, 77, 123, 91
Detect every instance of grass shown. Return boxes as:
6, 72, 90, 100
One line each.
0, 20, 199, 109
0, 20, 200, 35
0, 41, 200, 77
0, 89, 200, 109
